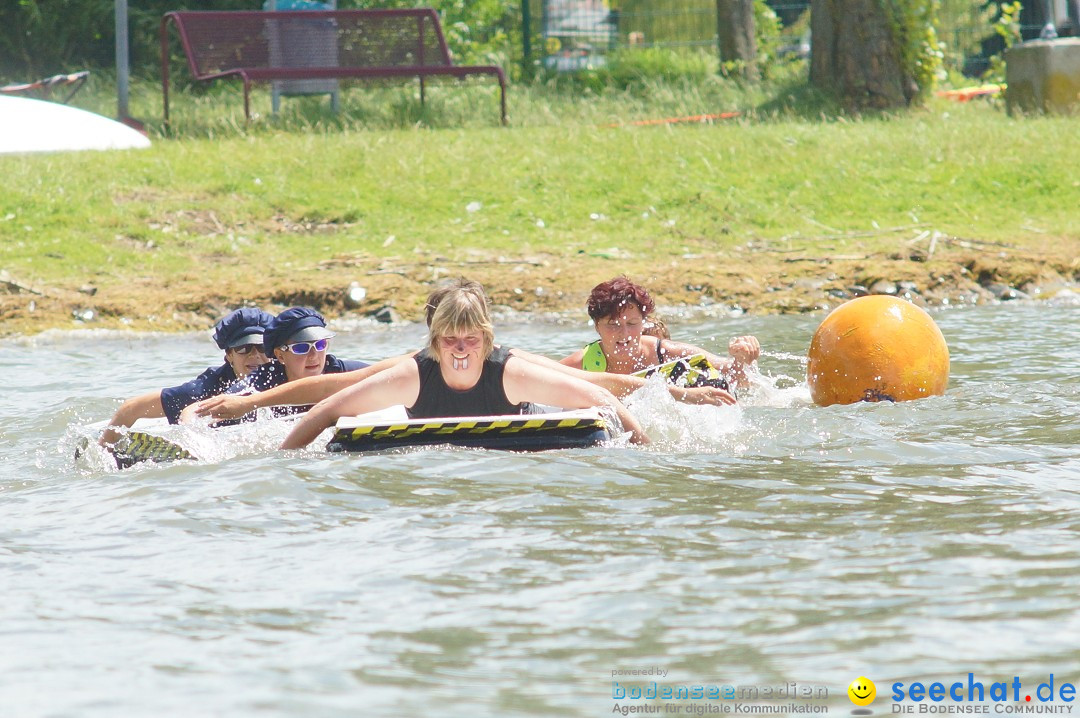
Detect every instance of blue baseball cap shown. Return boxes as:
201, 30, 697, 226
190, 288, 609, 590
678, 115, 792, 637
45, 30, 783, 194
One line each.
212, 308, 275, 350
263, 307, 335, 355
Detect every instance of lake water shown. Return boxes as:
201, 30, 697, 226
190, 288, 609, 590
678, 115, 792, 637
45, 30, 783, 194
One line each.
2, 303, 1079, 717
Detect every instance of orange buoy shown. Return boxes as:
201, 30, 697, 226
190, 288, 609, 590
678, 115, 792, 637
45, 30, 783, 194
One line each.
807, 295, 950, 406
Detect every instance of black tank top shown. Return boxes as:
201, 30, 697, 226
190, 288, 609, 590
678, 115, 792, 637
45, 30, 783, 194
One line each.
407, 346, 523, 419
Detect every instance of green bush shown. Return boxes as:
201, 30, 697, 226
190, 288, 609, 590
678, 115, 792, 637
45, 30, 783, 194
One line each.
754, 0, 785, 73
883, 0, 946, 99
358, 0, 521, 68
0, 0, 113, 80
981, 0, 1021, 82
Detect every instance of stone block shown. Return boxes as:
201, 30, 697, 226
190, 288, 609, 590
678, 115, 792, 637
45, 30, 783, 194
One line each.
1006, 38, 1080, 114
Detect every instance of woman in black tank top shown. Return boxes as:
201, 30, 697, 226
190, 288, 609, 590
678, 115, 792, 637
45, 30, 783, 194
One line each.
279, 280, 650, 450
408, 345, 521, 418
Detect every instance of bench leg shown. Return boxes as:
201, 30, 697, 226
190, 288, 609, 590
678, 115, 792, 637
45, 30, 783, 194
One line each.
163, 75, 170, 128
419, 77, 426, 108
243, 77, 252, 123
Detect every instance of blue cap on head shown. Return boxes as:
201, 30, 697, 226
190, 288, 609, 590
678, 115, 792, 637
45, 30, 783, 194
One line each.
212, 308, 275, 350
263, 307, 335, 356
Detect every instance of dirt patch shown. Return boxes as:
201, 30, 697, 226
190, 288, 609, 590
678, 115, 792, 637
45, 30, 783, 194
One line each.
2, 234, 1077, 337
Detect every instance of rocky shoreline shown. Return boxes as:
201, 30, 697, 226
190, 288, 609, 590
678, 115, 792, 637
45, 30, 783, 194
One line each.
2, 239, 1077, 337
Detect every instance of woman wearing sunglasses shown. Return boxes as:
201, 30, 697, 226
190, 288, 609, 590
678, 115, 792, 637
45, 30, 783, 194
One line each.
99, 307, 274, 447
210, 306, 369, 419
278, 281, 649, 450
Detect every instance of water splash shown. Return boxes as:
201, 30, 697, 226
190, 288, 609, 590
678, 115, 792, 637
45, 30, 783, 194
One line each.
760, 349, 809, 364
618, 364, 815, 454
66, 411, 301, 474
740, 367, 812, 409
623, 376, 742, 452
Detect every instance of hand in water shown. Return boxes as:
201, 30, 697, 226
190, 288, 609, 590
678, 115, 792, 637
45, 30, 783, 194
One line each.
728, 335, 761, 365
677, 385, 738, 406
191, 394, 256, 420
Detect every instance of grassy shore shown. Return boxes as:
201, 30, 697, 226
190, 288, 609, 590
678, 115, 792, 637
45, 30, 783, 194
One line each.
2, 73, 1078, 336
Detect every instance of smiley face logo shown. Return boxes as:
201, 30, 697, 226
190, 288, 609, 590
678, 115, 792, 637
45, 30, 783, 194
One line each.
848, 676, 876, 707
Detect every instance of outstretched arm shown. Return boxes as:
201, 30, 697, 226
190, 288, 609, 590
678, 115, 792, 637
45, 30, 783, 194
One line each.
502, 357, 649, 444
99, 390, 165, 447
660, 336, 760, 389
511, 348, 736, 405
280, 361, 422, 450
191, 353, 416, 420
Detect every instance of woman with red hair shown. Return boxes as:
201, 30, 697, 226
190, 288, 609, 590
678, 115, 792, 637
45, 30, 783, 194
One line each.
560, 276, 760, 390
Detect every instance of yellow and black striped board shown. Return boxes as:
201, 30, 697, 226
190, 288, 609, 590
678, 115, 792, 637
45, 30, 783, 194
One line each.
327, 409, 612, 453
632, 353, 729, 391
110, 431, 196, 469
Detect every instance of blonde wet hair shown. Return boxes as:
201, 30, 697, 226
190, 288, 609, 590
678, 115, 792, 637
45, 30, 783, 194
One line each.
426, 280, 495, 361
424, 278, 485, 327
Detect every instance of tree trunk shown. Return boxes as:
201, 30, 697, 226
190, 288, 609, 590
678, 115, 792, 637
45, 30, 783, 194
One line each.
717, 0, 759, 82
810, 0, 914, 110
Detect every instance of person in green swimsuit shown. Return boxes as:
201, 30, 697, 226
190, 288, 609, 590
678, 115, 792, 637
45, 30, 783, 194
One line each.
559, 276, 760, 389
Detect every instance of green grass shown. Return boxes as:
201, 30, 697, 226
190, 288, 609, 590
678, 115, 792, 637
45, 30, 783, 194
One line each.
2, 70, 1077, 302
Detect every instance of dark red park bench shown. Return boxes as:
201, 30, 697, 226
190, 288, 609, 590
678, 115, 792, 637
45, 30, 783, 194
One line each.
160, 8, 507, 126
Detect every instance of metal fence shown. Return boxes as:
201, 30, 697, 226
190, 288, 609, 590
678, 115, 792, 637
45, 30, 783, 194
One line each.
528, 0, 1050, 77
611, 0, 810, 48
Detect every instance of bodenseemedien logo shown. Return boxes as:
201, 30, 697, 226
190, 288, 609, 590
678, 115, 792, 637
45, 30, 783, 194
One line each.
849, 676, 877, 714
609, 676, 830, 714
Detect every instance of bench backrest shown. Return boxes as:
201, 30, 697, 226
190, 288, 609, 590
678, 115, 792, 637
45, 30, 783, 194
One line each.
167, 8, 455, 79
